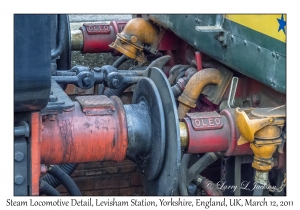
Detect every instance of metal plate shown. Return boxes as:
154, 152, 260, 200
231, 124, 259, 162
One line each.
143, 67, 181, 195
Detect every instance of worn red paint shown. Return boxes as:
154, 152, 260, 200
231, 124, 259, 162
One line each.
81, 21, 127, 55
184, 110, 252, 156
30, 112, 41, 196
41, 96, 128, 165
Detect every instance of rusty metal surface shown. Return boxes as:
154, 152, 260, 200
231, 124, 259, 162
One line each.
178, 68, 232, 120
75, 95, 115, 116
41, 97, 127, 165
30, 112, 41, 196
110, 18, 159, 63
71, 30, 83, 51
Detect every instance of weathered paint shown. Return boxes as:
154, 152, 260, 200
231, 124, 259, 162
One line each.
148, 14, 286, 94
225, 14, 286, 43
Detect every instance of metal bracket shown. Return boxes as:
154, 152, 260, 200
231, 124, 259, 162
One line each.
195, 15, 225, 32
195, 15, 228, 47
227, 77, 239, 109
75, 95, 115, 116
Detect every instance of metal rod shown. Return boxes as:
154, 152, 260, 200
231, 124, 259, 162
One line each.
234, 155, 242, 196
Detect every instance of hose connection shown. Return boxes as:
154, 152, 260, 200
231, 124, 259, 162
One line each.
235, 105, 286, 185
109, 18, 160, 63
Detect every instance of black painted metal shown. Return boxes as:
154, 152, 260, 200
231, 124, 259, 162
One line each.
41, 79, 74, 114
14, 137, 28, 195
56, 15, 71, 70
143, 67, 181, 195
51, 15, 67, 60
125, 78, 165, 181
14, 14, 51, 112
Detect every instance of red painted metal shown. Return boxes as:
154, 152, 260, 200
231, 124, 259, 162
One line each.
81, 21, 127, 55
195, 51, 202, 71
30, 112, 41, 196
40, 96, 128, 165
158, 30, 178, 51
184, 109, 252, 156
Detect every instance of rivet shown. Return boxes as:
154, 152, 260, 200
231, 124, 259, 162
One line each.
130, 36, 137, 43
15, 175, 24, 185
15, 151, 24, 162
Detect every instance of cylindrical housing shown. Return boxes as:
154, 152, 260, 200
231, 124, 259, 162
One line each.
183, 109, 252, 156
79, 21, 127, 54
41, 96, 127, 164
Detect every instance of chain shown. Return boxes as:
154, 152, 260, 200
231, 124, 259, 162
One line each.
269, 173, 286, 193
220, 156, 229, 191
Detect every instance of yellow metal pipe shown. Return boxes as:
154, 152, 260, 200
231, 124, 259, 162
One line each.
177, 68, 224, 120
110, 18, 159, 63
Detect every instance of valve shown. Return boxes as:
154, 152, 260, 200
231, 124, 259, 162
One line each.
235, 105, 286, 187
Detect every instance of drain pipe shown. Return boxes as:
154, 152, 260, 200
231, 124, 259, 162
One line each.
177, 68, 227, 120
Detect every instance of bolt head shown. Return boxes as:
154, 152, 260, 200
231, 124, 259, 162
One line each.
49, 95, 58, 102
15, 151, 24, 162
112, 79, 119, 87
15, 175, 24, 185
83, 77, 92, 86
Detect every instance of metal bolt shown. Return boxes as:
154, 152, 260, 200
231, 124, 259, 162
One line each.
15, 151, 24, 162
48, 114, 56, 121
15, 174, 24, 185
276, 53, 280, 59
93, 67, 101, 72
83, 77, 91, 86
272, 52, 276, 57
49, 95, 58, 102
244, 40, 247, 45
257, 46, 261, 51
218, 36, 224, 42
112, 79, 119, 87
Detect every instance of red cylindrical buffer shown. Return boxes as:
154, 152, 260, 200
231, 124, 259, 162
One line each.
40, 96, 128, 165
81, 21, 127, 54
183, 109, 252, 156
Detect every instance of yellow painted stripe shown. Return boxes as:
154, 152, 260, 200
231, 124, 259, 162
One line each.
225, 14, 286, 43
